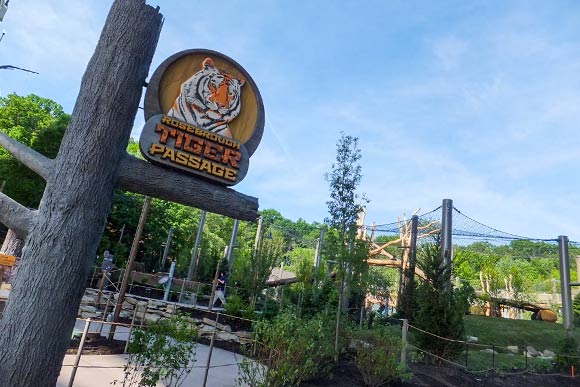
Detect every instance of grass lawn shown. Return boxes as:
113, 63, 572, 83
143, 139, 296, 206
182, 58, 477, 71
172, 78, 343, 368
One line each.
464, 314, 577, 352
407, 314, 578, 373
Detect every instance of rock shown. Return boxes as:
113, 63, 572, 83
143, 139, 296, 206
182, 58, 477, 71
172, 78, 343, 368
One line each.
480, 348, 498, 355
125, 297, 138, 305
200, 325, 216, 335
120, 310, 131, 319
144, 313, 161, 324
526, 346, 540, 357
507, 346, 518, 353
79, 305, 97, 313
543, 349, 556, 358
81, 311, 98, 319
137, 301, 148, 308
467, 336, 478, 343
202, 318, 232, 333
81, 295, 95, 305
166, 304, 178, 313
237, 331, 252, 339
122, 301, 132, 310
217, 331, 240, 343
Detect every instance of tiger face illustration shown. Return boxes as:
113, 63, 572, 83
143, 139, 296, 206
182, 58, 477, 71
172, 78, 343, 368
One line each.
167, 57, 245, 139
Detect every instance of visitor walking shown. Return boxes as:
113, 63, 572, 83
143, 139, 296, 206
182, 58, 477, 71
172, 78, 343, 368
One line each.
212, 271, 227, 307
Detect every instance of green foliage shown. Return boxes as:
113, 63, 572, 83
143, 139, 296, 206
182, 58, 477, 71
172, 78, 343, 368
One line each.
555, 332, 580, 371
225, 294, 246, 317
353, 328, 411, 386
117, 315, 198, 387
0, 93, 69, 207
414, 240, 465, 362
238, 312, 335, 387
231, 230, 285, 305
453, 239, 571, 295
573, 293, 580, 328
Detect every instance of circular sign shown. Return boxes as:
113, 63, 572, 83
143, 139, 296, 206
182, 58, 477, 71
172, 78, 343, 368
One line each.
144, 49, 264, 157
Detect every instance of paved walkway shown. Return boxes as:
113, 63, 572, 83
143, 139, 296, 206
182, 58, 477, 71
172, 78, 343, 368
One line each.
58, 320, 246, 387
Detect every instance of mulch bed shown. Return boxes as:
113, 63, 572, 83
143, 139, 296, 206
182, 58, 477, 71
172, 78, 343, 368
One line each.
301, 361, 578, 387
67, 333, 126, 355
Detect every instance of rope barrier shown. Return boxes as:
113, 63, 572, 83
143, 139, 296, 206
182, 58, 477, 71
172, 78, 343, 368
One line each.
407, 323, 489, 347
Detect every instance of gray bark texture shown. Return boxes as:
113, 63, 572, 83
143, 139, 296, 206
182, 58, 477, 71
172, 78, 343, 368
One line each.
0, 1, 163, 386
118, 154, 259, 220
0, 229, 24, 257
0, 192, 35, 239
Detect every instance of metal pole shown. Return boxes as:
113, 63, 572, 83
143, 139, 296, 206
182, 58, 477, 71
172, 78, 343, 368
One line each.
109, 196, 152, 340
226, 219, 240, 265
202, 313, 220, 387
178, 278, 187, 304
160, 227, 174, 269
187, 210, 207, 280
314, 227, 326, 270
400, 319, 408, 364
441, 199, 453, 290
163, 260, 176, 302
253, 216, 263, 253
558, 235, 573, 329
68, 318, 91, 387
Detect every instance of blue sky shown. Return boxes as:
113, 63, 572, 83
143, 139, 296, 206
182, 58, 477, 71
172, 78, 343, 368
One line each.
2, 0, 580, 240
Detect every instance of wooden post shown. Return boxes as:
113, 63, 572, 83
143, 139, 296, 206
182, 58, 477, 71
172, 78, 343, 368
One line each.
109, 196, 152, 339
68, 318, 91, 387
400, 319, 408, 364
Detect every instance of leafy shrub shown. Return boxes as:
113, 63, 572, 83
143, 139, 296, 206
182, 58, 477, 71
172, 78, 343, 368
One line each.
555, 332, 580, 372
225, 294, 245, 317
237, 312, 335, 387
115, 315, 198, 387
261, 298, 280, 320
353, 328, 411, 386
242, 304, 256, 320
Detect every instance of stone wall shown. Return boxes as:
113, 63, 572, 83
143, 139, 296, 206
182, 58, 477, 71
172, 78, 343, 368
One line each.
78, 288, 252, 345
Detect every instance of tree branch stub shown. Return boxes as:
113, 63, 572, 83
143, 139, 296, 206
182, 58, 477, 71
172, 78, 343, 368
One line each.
117, 154, 259, 221
0, 131, 53, 180
0, 191, 35, 239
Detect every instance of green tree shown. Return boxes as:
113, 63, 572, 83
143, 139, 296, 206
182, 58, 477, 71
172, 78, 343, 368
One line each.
324, 132, 369, 360
0, 94, 69, 207
414, 239, 466, 362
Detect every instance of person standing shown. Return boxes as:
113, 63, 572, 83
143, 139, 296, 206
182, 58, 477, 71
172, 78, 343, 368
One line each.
212, 271, 227, 307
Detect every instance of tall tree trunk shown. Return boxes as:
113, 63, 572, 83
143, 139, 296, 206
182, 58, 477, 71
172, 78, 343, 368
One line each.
0, 2, 162, 386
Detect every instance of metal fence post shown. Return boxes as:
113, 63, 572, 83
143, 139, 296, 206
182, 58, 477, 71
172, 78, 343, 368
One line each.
558, 235, 573, 329
441, 199, 453, 291
68, 318, 91, 387
400, 319, 408, 364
